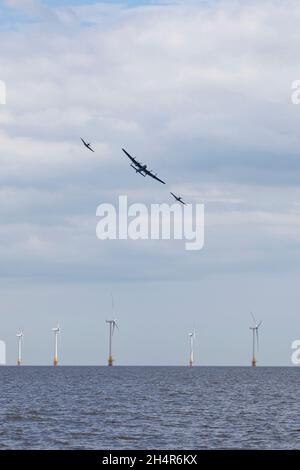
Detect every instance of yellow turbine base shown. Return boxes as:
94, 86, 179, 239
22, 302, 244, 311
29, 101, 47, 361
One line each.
108, 356, 113, 366
54, 358, 58, 367
252, 358, 256, 367
17, 360, 21, 366
189, 361, 193, 368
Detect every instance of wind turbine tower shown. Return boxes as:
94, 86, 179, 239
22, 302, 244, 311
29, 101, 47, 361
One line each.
249, 313, 262, 367
106, 293, 119, 366
16, 331, 23, 366
52, 324, 60, 367
188, 328, 196, 367
106, 319, 118, 366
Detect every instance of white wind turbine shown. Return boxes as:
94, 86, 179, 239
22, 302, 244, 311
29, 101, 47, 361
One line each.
188, 328, 196, 367
249, 313, 262, 367
52, 324, 60, 367
16, 331, 24, 366
106, 293, 119, 366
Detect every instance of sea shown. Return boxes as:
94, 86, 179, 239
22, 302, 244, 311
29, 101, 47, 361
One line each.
0, 366, 300, 450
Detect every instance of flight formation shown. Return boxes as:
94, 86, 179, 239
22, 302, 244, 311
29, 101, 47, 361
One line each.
81, 138, 187, 205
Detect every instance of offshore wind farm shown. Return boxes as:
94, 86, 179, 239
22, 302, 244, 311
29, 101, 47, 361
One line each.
9, 313, 264, 367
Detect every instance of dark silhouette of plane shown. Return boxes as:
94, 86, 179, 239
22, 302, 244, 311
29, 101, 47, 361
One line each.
170, 192, 186, 205
122, 148, 166, 185
81, 138, 94, 152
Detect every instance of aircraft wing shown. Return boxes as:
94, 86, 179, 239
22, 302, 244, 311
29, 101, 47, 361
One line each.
122, 148, 142, 168
144, 169, 166, 184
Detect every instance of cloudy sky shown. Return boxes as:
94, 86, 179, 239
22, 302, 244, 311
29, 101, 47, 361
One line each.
0, 0, 300, 365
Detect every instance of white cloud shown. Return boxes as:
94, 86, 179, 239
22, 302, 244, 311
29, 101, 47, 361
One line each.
4, 0, 59, 21
1, 0, 300, 282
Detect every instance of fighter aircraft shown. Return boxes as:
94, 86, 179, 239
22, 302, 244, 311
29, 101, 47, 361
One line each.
122, 148, 166, 185
170, 192, 187, 205
80, 138, 95, 152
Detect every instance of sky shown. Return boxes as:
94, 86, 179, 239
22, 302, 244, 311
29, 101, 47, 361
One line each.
0, 0, 300, 365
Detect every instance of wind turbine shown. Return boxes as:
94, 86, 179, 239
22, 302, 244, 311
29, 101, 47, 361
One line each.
188, 328, 196, 367
52, 324, 60, 367
16, 331, 24, 366
249, 313, 262, 367
106, 293, 119, 366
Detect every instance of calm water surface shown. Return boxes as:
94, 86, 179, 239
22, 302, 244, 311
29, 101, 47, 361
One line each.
0, 366, 300, 449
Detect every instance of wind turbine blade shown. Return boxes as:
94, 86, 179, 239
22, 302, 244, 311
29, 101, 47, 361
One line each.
112, 321, 119, 335
250, 312, 257, 325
